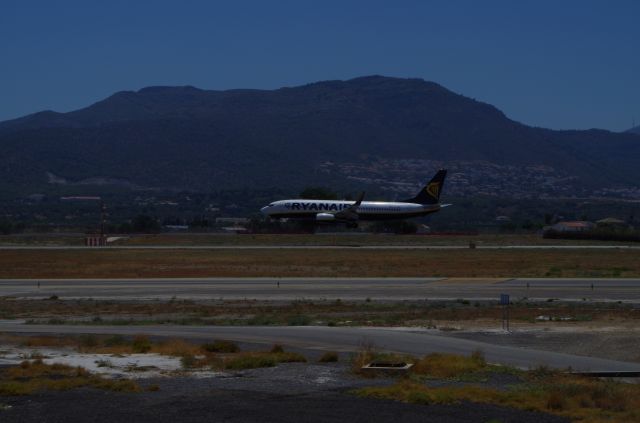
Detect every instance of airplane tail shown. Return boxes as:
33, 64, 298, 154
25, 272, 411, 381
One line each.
404, 169, 447, 204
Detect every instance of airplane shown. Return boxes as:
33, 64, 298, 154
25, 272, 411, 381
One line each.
260, 169, 449, 227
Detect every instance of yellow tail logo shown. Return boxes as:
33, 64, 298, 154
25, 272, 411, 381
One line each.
426, 182, 440, 199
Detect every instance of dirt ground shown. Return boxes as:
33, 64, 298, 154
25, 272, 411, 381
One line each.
1, 248, 639, 278
0, 232, 630, 247
0, 361, 567, 423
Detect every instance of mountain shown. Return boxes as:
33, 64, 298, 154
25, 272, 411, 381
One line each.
628, 125, 640, 135
1, 76, 640, 198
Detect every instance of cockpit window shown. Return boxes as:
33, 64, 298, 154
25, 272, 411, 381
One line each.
268, 203, 275, 207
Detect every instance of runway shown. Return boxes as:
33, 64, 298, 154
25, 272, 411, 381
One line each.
1, 244, 639, 250
1, 277, 640, 301
1, 322, 639, 372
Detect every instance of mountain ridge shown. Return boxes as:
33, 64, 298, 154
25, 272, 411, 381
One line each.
1, 75, 639, 197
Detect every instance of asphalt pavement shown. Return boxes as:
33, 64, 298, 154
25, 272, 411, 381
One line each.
1, 322, 639, 372
1, 245, 639, 250
1, 277, 640, 301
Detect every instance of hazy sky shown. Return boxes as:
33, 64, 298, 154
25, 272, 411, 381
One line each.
2, 0, 639, 131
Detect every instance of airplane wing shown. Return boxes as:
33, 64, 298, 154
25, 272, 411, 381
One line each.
333, 192, 364, 221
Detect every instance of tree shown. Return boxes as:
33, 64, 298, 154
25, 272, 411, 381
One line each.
131, 215, 161, 233
0, 219, 13, 235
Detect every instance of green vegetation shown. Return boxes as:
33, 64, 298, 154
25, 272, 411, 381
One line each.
0, 334, 307, 372
131, 335, 152, 353
0, 360, 140, 395
412, 350, 487, 379
220, 351, 306, 370
354, 352, 640, 423
201, 339, 239, 353
318, 351, 339, 363
11, 297, 640, 330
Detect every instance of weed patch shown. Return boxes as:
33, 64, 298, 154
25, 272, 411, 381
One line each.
0, 360, 140, 395
318, 351, 339, 363
214, 349, 307, 371
412, 351, 487, 379
355, 356, 640, 423
201, 340, 239, 353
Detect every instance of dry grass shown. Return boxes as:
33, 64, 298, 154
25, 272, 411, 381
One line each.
116, 233, 626, 247
0, 334, 209, 357
0, 334, 305, 372
412, 350, 487, 379
2, 233, 626, 248
355, 357, 640, 423
177, 343, 306, 370
0, 359, 140, 395
0, 248, 639, 278
3, 298, 639, 328
318, 351, 339, 363
14, 335, 75, 348
201, 340, 239, 353
216, 351, 307, 370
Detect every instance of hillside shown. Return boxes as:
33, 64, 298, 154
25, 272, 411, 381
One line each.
628, 125, 640, 135
1, 76, 639, 199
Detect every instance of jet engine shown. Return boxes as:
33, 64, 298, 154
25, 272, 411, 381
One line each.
315, 213, 336, 222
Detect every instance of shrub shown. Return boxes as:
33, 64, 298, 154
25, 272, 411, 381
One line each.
274, 352, 307, 363
270, 344, 284, 353
104, 335, 127, 347
216, 350, 306, 371
131, 335, 152, 353
412, 352, 486, 379
351, 340, 377, 376
201, 340, 239, 353
155, 339, 200, 357
180, 354, 197, 369
287, 314, 311, 326
224, 354, 278, 370
0, 361, 140, 395
318, 352, 339, 363
78, 334, 99, 348
546, 392, 566, 410
470, 349, 485, 363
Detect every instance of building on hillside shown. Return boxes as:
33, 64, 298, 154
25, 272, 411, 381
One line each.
548, 221, 595, 233
163, 224, 189, 231
596, 217, 629, 229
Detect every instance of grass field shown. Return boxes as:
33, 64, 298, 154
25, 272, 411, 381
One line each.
1, 232, 634, 247
0, 248, 638, 278
3, 298, 638, 327
119, 233, 599, 247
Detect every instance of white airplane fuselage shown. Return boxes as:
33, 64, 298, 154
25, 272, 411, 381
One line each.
261, 199, 442, 221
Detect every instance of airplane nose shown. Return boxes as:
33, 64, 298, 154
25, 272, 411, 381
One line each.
260, 206, 269, 215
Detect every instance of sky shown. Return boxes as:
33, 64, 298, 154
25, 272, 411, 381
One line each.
1, 0, 639, 131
